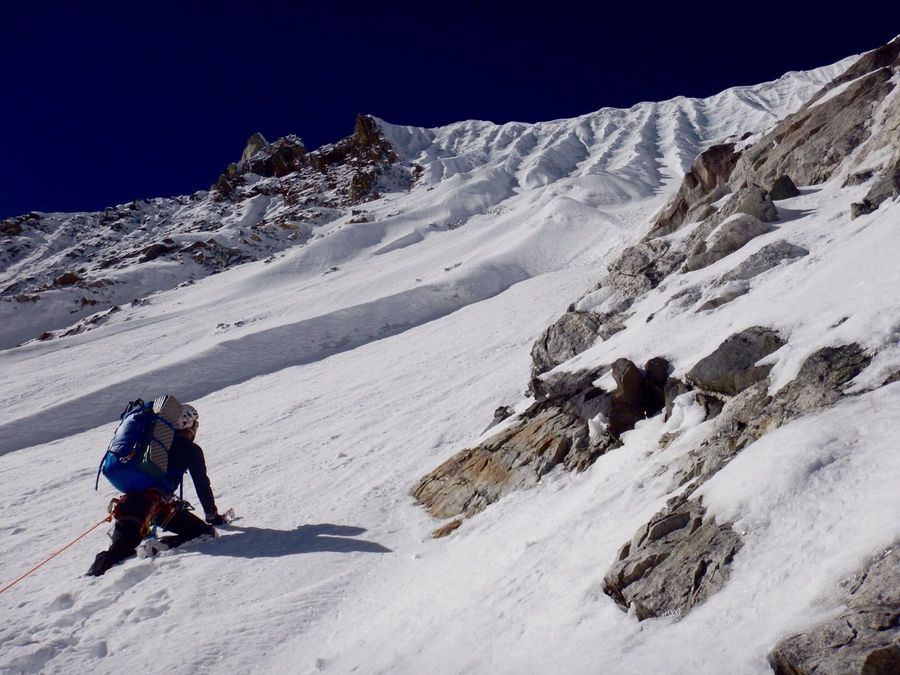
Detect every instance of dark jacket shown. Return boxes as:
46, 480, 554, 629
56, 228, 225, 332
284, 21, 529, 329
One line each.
162, 434, 218, 516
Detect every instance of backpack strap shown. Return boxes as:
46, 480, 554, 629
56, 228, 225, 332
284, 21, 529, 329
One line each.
94, 454, 106, 491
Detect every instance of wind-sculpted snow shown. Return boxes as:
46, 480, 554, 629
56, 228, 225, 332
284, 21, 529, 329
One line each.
1, 58, 847, 350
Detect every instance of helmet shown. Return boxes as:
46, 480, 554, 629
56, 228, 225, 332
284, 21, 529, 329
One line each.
175, 404, 199, 430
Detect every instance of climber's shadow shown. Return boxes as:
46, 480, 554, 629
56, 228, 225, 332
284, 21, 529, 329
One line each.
197, 523, 392, 558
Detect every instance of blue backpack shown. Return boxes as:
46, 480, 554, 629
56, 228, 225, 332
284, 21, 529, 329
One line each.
95, 395, 183, 493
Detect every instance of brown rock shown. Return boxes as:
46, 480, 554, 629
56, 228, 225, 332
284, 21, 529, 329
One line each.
643, 357, 670, 417
411, 401, 589, 519
53, 272, 82, 287
432, 520, 463, 539
608, 359, 645, 437
651, 143, 741, 237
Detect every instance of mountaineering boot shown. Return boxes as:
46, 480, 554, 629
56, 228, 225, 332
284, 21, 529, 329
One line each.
86, 551, 114, 577
137, 538, 170, 558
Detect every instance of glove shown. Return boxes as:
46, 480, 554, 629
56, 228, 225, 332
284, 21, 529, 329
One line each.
205, 512, 228, 526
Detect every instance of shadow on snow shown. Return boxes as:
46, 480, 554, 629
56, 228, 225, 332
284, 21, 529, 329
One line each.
195, 523, 392, 557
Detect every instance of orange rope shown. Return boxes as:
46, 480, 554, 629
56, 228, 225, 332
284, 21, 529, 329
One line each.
0, 515, 112, 595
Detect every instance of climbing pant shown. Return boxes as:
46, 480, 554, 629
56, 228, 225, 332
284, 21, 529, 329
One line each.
87, 490, 213, 576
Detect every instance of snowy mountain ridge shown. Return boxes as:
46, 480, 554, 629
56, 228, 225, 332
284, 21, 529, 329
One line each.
0, 40, 898, 675
0, 57, 851, 351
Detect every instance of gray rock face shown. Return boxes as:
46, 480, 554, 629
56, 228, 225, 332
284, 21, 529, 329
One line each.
769, 174, 800, 200
530, 235, 686, 379
676, 343, 871, 486
851, 201, 878, 219
602, 492, 742, 621
731, 61, 898, 189
603, 344, 870, 620
231, 134, 309, 179
483, 405, 515, 433
686, 326, 786, 395
719, 240, 809, 283
806, 39, 900, 108
730, 186, 779, 222
769, 547, 900, 675
533, 364, 608, 402
650, 143, 741, 237
695, 282, 751, 311
844, 169, 876, 186
851, 159, 900, 219
606, 239, 684, 299
530, 311, 603, 378
683, 214, 777, 272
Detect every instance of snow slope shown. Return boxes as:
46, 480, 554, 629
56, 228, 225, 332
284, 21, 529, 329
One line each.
2, 51, 898, 675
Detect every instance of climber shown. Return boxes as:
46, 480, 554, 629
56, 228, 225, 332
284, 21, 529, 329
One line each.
87, 404, 227, 576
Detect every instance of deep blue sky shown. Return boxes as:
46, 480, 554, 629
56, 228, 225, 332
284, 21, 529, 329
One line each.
1, 2, 897, 219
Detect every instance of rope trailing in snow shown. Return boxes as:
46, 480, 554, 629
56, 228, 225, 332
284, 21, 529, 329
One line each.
0, 515, 112, 595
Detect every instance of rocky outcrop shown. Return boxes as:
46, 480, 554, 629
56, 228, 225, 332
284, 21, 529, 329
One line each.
718, 240, 808, 283
411, 397, 608, 519
415, 358, 675, 519
769, 547, 900, 675
650, 143, 741, 237
602, 492, 742, 621
695, 282, 751, 312
483, 405, 514, 433
432, 520, 463, 539
676, 343, 871, 486
730, 52, 899, 189
683, 214, 777, 273
532, 128, 789, 380
606, 239, 685, 299
240, 132, 268, 163
851, 158, 900, 219
725, 186, 779, 223
804, 38, 900, 109
769, 174, 800, 201
533, 364, 608, 402
603, 343, 873, 622
527, 236, 688, 378
530, 311, 603, 378
230, 134, 309, 179
530, 154, 782, 379
180, 239, 253, 268
53, 272, 82, 287
686, 326, 786, 395
1, 114, 421, 346
607, 358, 664, 437
213, 114, 405, 204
